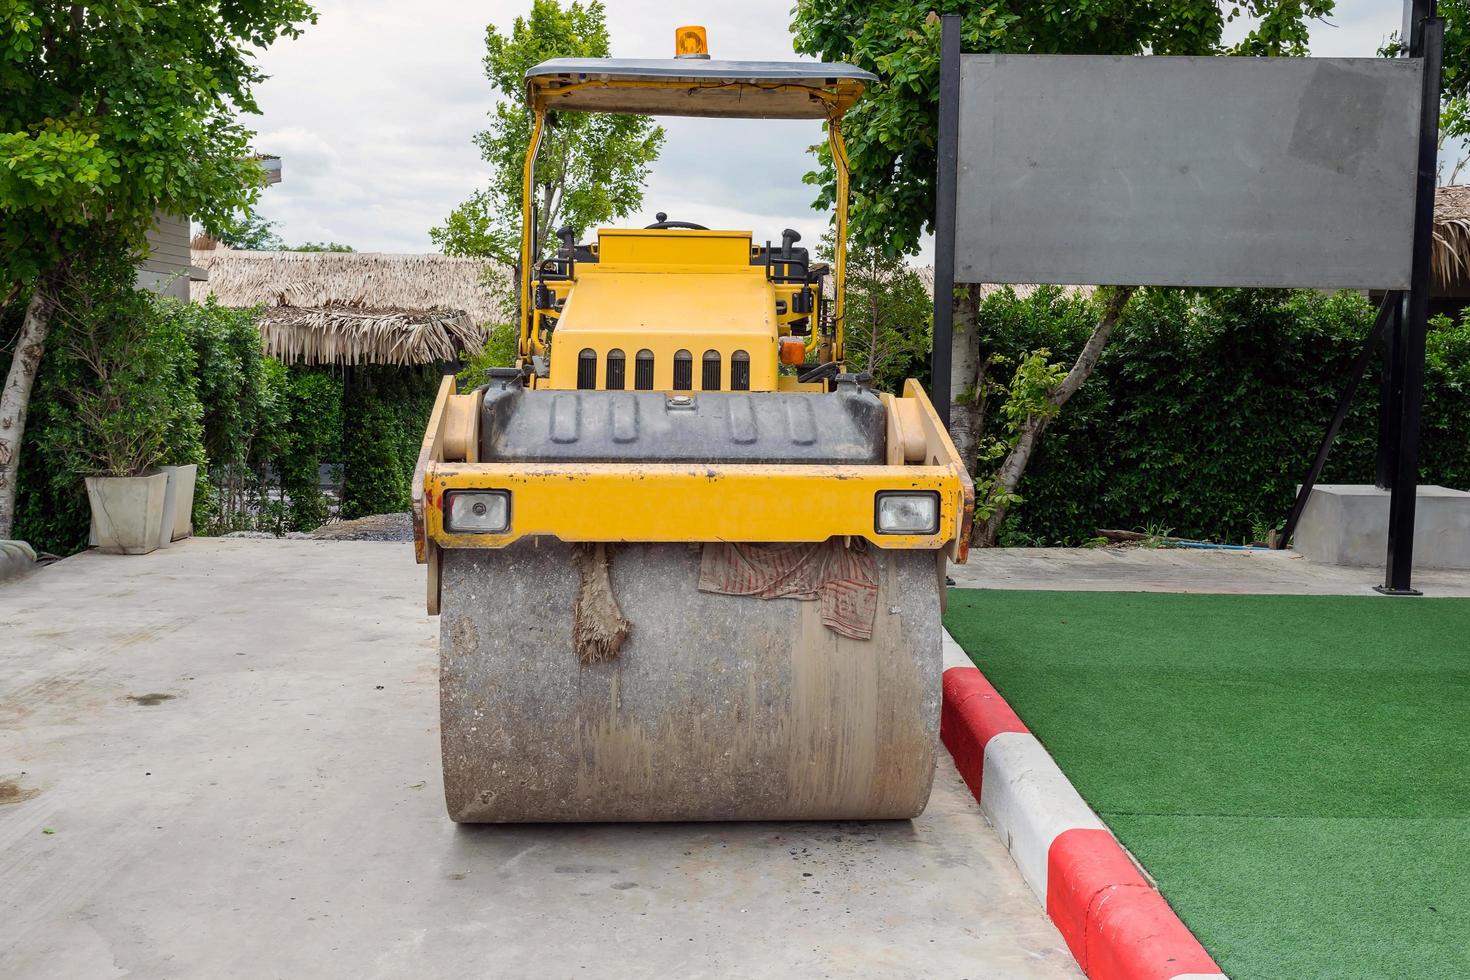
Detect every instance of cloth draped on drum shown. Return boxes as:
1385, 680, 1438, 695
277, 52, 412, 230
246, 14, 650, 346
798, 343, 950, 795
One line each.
697, 539, 879, 640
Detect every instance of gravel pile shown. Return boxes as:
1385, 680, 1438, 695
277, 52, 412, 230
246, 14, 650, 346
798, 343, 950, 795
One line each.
310, 512, 414, 542
222, 530, 312, 540
218, 513, 414, 542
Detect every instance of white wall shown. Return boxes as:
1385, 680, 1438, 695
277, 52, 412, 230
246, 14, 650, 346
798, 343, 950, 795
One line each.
136, 213, 198, 301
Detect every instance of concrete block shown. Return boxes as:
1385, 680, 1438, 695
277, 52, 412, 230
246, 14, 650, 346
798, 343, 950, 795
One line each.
1294, 484, 1470, 569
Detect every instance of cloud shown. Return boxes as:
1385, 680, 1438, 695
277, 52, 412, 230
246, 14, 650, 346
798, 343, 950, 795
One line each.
246, 0, 1405, 256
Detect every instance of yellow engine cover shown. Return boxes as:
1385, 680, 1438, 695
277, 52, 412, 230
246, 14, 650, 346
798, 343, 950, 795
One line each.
546, 228, 780, 392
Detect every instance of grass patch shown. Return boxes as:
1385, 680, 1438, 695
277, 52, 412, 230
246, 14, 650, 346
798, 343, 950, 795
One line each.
944, 590, 1470, 980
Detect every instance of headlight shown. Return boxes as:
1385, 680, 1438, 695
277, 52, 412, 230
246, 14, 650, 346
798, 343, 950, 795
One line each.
875, 491, 940, 535
445, 490, 510, 533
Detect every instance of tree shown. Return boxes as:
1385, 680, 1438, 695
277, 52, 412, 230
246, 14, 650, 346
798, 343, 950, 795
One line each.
791, 0, 1334, 543
288, 241, 353, 252
972, 287, 1131, 546
1445, 0, 1470, 160
0, 1, 315, 538
212, 211, 286, 250
825, 237, 932, 393
1383, 0, 1470, 183
431, 0, 664, 261
206, 210, 353, 252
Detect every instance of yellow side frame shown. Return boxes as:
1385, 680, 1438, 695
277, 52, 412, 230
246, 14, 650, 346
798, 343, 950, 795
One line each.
414, 378, 973, 556
424, 462, 957, 550
412, 376, 975, 613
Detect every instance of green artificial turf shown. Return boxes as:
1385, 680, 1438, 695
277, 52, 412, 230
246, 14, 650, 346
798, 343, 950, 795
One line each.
944, 590, 1470, 980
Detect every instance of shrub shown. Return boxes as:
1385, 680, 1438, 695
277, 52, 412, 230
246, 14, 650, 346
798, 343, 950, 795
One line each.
339, 365, 439, 519
455, 322, 517, 391
171, 299, 343, 534
279, 368, 343, 530
11, 252, 204, 554
975, 287, 1470, 546
173, 298, 289, 532
8, 278, 436, 550
11, 313, 92, 556
840, 245, 932, 393
43, 263, 204, 480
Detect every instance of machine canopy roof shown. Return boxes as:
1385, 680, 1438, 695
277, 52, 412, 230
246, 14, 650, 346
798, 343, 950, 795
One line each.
525, 58, 875, 119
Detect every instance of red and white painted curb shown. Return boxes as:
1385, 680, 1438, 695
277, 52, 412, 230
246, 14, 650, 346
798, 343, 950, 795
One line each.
940, 631, 1227, 980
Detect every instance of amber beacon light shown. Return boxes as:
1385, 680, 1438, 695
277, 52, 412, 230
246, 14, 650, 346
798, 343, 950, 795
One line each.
674, 25, 709, 59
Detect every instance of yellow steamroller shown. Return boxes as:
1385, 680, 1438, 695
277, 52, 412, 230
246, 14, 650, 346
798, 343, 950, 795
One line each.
412, 27, 974, 823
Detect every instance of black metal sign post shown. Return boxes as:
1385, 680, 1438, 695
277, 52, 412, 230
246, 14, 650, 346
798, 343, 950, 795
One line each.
931, 5, 1442, 592
1376, 300, 1399, 491
930, 14, 961, 431
1378, 0, 1444, 596
1279, 292, 1400, 547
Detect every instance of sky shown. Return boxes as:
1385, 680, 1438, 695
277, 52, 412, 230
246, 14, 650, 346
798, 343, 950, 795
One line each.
245, 0, 1408, 257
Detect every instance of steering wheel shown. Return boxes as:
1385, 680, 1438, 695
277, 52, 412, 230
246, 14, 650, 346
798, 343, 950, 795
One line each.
645, 211, 708, 231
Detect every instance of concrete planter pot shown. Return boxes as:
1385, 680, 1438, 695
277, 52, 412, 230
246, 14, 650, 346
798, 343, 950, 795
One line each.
158, 464, 198, 546
85, 473, 169, 555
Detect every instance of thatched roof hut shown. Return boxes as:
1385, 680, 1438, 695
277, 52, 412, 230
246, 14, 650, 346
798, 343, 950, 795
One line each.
191, 249, 510, 366
1433, 184, 1470, 296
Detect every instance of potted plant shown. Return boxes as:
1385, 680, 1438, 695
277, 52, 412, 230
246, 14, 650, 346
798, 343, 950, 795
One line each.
50, 264, 204, 555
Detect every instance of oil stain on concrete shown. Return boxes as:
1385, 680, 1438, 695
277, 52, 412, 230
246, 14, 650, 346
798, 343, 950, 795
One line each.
0, 779, 39, 805
126, 693, 176, 706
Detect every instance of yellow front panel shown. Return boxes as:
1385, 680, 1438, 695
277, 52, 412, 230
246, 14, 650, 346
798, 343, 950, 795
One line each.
596, 228, 752, 266
424, 462, 961, 551
548, 268, 778, 391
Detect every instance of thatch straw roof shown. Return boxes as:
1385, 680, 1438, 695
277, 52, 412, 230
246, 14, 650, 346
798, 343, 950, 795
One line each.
191, 249, 510, 366
1434, 184, 1470, 293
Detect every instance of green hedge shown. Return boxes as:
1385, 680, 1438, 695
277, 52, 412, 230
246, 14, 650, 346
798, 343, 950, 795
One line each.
160, 299, 350, 536
10, 292, 354, 551
454, 322, 517, 390
12, 260, 206, 554
977, 287, 1470, 546
338, 365, 440, 520
280, 368, 343, 531
8, 281, 445, 552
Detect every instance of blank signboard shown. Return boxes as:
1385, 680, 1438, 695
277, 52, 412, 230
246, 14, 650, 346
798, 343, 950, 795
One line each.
955, 55, 1422, 289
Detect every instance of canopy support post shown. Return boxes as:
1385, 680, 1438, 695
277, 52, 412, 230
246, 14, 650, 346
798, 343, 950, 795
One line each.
518, 108, 546, 360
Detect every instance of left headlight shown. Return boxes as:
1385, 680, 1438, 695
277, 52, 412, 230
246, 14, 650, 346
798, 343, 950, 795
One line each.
445, 490, 511, 533
874, 491, 940, 535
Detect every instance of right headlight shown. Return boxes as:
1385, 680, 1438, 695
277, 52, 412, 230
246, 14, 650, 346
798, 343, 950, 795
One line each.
874, 491, 940, 535
444, 490, 511, 533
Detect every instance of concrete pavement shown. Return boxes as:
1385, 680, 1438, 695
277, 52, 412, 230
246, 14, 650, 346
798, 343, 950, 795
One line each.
0, 539, 1081, 980
949, 545, 1470, 596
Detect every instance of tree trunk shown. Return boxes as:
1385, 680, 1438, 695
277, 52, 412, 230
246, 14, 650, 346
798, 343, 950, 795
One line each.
0, 276, 60, 539
537, 182, 563, 256
946, 283, 982, 469
973, 287, 1134, 548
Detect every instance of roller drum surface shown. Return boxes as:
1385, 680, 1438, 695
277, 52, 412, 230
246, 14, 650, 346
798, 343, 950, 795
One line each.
438, 541, 942, 822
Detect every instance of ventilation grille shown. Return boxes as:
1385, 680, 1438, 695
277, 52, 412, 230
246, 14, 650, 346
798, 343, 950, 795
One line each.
731, 350, 750, 391
577, 349, 596, 390
606, 349, 626, 390
635, 349, 654, 390
702, 350, 721, 391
